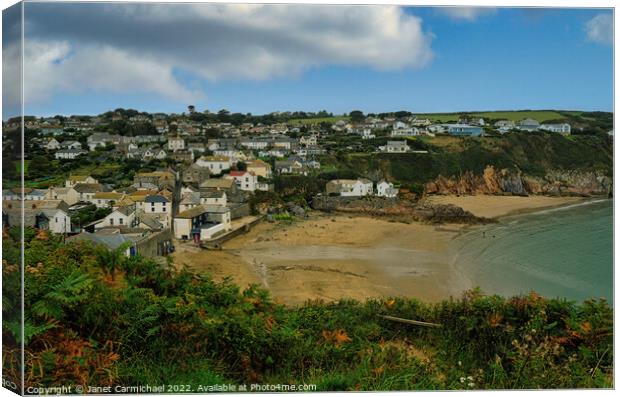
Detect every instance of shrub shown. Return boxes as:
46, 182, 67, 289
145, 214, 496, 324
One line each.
2, 233, 613, 391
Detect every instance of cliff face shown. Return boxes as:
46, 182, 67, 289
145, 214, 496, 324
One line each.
424, 166, 612, 197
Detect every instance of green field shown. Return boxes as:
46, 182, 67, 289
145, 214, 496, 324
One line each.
417, 110, 568, 123
288, 116, 350, 125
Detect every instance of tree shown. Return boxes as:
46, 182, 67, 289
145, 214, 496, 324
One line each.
349, 110, 365, 123
217, 109, 231, 123
236, 161, 247, 171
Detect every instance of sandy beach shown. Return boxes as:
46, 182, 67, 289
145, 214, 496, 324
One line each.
423, 195, 585, 219
172, 195, 589, 306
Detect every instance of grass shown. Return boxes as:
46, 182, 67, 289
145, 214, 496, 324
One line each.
289, 116, 350, 125
417, 111, 567, 123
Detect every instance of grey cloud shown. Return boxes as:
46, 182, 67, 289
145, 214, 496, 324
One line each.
17, 3, 434, 105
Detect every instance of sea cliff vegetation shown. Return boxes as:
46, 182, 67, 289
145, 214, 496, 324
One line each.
2, 227, 613, 391
269, 132, 612, 204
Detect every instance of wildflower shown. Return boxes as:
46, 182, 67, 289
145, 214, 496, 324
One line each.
460, 377, 466, 383
458, 360, 462, 367
531, 328, 537, 334
467, 376, 474, 381
468, 382, 475, 388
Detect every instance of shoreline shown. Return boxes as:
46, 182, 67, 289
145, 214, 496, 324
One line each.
172, 195, 610, 307
423, 194, 595, 220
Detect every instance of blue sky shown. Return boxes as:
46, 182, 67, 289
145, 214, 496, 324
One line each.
2, 4, 614, 118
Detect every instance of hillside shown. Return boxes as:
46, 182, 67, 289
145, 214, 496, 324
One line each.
415, 110, 611, 126
2, 230, 613, 391
316, 132, 613, 195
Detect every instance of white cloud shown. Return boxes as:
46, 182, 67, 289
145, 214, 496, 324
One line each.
13, 40, 204, 108
20, 4, 434, 106
585, 14, 613, 45
437, 7, 496, 22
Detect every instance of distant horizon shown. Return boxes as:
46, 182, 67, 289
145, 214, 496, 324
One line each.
6, 107, 611, 121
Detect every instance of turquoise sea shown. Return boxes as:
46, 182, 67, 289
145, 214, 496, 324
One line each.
453, 199, 613, 303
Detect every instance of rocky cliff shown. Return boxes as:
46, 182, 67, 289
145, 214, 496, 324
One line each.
424, 166, 612, 197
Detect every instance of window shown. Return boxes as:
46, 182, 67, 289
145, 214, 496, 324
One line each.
119, 218, 123, 225
152, 208, 155, 212
110, 218, 114, 225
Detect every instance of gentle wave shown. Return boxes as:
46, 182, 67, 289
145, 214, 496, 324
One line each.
452, 199, 613, 302
511, 198, 610, 218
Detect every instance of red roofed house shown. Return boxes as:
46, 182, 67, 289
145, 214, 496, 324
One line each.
224, 170, 258, 192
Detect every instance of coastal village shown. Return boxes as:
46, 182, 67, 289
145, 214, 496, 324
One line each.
0, 107, 602, 260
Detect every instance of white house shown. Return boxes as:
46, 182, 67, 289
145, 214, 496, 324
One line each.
96, 205, 137, 228
494, 120, 515, 133
45, 138, 61, 150
27, 200, 72, 234
325, 179, 373, 197
178, 192, 200, 213
225, 171, 258, 191
299, 135, 318, 146
195, 155, 233, 174
92, 192, 125, 208
540, 123, 571, 135
55, 149, 87, 160
41, 208, 72, 234
168, 136, 186, 152
142, 195, 171, 227
173, 205, 232, 241
384, 141, 410, 153
144, 195, 169, 214
355, 128, 376, 140
518, 118, 541, 132
200, 190, 227, 206
390, 126, 418, 137
240, 138, 270, 150
60, 140, 83, 150
376, 180, 398, 198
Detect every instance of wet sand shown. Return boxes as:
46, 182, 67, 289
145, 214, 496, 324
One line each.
172, 196, 586, 306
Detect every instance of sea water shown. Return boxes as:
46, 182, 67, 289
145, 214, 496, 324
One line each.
453, 199, 613, 303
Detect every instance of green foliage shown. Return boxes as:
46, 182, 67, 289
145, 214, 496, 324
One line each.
72, 204, 112, 227
349, 110, 365, 123
2, 233, 613, 390
333, 133, 612, 184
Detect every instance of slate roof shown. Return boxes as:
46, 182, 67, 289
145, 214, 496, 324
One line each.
145, 195, 169, 203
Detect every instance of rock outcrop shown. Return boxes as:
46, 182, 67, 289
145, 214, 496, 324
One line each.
310, 196, 489, 224
425, 166, 612, 197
